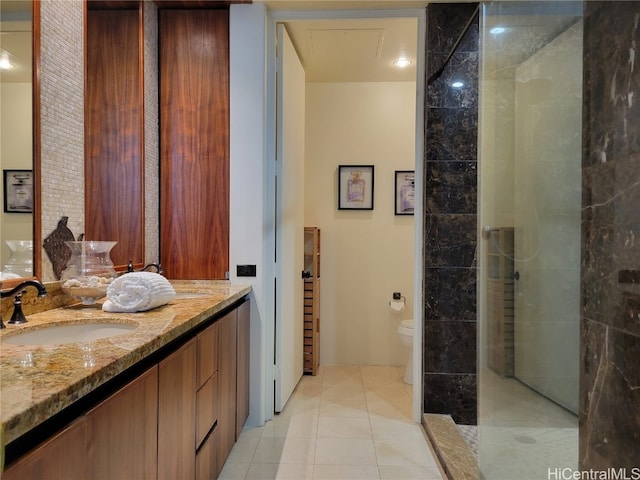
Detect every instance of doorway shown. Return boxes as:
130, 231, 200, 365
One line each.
267, 9, 426, 420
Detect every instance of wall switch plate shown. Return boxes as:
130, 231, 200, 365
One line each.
237, 264, 257, 277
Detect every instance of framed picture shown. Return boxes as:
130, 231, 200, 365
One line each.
394, 170, 415, 215
3, 169, 33, 213
338, 165, 374, 210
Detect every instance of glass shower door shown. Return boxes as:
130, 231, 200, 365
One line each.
512, 18, 582, 413
478, 2, 582, 478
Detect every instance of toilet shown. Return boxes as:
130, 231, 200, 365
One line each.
397, 319, 414, 384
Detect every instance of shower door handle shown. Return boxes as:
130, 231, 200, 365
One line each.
513, 271, 520, 281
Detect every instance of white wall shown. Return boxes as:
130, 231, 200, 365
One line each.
0, 83, 33, 268
305, 81, 415, 366
229, 3, 268, 427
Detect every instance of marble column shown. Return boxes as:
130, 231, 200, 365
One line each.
423, 3, 479, 425
581, 1, 640, 468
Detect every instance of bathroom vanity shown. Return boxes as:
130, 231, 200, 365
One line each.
0, 281, 251, 479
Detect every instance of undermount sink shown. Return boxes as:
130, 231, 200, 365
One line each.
2, 321, 138, 346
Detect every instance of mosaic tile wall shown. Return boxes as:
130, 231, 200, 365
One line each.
143, 1, 160, 265
39, 0, 85, 282
423, 2, 479, 425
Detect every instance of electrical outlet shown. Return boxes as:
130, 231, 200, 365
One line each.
236, 264, 257, 277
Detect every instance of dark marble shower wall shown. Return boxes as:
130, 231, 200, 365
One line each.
581, 2, 640, 469
423, 3, 479, 425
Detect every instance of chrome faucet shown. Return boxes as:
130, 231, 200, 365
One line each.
0, 279, 48, 329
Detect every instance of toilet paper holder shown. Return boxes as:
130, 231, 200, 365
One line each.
389, 292, 406, 308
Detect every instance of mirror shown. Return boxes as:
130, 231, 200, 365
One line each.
0, 0, 38, 285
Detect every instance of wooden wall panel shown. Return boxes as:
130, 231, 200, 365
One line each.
159, 10, 229, 279
88, 1, 140, 9
85, 8, 144, 268
156, 1, 250, 8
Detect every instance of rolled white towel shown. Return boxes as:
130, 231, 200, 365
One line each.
102, 272, 176, 313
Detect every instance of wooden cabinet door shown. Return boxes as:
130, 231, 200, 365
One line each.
86, 366, 158, 480
158, 339, 197, 480
2, 419, 87, 480
236, 300, 250, 437
216, 309, 237, 473
159, 9, 230, 279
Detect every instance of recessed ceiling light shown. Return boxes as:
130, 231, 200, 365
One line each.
393, 57, 411, 68
0, 50, 15, 70
451, 81, 464, 88
490, 26, 506, 35
0, 54, 14, 70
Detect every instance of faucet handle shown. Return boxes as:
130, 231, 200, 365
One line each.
125, 260, 163, 276
8, 290, 28, 325
1, 280, 46, 328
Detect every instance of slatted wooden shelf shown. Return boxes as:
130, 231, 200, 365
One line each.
303, 227, 320, 375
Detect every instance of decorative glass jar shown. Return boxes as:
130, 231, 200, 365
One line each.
3, 240, 33, 278
61, 241, 118, 305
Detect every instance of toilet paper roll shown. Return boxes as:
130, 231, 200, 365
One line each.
389, 300, 405, 312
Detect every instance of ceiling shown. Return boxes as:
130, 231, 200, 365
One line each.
264, 0, 425, 82
0, 0, 30, 16
0, 1, 31, 84
281, 17, 418, 83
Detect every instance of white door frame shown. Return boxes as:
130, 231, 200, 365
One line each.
264, 7, 426, 423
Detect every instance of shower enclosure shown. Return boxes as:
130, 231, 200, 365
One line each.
478, 2, 583, 477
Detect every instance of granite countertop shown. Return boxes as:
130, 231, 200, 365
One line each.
0, 280, 251, 445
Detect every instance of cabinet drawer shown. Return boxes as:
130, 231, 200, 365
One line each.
196, 373, 218, 448
197, 322, 218, 389
196, 428, 219, 480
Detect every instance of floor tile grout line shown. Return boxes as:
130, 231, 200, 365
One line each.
226, 366, 443, 480
360, 365, 385, 474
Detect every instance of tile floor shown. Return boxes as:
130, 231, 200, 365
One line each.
219, 365, 444, 480
477, 368, 578, 479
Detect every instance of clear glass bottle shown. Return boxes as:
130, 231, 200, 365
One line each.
61, 241, 117, 305
3, 240, 33, 278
